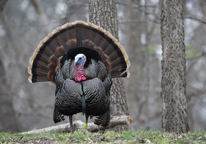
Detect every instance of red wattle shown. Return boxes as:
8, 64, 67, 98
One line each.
75, 75, 86, 82
74, 65, 86, 82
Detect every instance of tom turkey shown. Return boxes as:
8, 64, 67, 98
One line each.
28, 21, 130, 133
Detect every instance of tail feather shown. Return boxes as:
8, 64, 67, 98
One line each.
57, 33, 69, 53
28, 75, 50, 83
76, 25, 84, 47
111, 70, 130, 78
28, 21, 130, 83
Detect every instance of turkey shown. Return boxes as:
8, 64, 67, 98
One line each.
28, 21, 130, 133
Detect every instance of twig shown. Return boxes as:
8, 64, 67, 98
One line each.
116, 1, 160, 9
184, 16, 206, 25
118, 19, 160, 24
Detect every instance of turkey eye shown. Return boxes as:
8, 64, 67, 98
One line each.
79, 57, 82, 60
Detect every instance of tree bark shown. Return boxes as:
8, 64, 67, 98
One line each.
89, 0, 130, 131
161, 0, 190, 133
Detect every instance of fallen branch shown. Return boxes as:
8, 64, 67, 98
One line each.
21, 115, 132, 134
74, 115, 133, 132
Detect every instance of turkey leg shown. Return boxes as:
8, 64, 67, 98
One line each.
85, 115, 89, 126
69, 116, 73, 133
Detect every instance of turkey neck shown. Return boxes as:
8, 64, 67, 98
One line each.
74, 64, 86, 82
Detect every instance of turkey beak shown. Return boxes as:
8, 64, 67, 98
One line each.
76, 58, 82, 66
75, 61, 79, 65
74, 58, 82, 67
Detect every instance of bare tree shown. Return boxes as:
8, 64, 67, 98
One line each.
89, 0, 130, 131
161, 0, 190, 133
30, 0, 52, 33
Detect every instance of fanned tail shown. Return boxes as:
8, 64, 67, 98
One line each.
28, 21, 130, 83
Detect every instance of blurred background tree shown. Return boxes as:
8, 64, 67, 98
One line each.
0, 0, 206, 133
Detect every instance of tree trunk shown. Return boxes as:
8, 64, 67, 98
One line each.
89, 0, 130, 131
161, 0, 190, 133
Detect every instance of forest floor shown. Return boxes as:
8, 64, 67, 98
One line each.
1, 129, 206, 144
